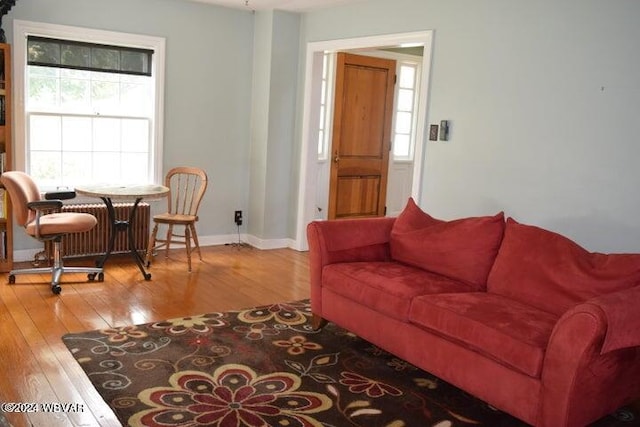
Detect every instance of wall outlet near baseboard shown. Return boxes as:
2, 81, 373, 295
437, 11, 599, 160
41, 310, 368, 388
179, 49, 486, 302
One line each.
234, 210, 243, 226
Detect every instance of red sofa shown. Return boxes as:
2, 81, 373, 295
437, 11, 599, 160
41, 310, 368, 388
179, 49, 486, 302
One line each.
307, 198, 640, 427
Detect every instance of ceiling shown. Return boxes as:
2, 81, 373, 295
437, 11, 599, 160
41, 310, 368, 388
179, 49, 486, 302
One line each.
187, 0, 367, 12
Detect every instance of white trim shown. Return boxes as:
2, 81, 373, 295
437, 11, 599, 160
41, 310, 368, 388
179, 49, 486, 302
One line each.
12, 20, 166, 184
245, 236, 296, 250
184, 234, 295, 251
294, 31, 434, 251
13, 233, 295, 261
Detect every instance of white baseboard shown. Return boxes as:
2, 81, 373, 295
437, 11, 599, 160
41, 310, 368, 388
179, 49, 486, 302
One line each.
199, 233, 297, 250
244, 235, 296, 250
13, 233, 302, 263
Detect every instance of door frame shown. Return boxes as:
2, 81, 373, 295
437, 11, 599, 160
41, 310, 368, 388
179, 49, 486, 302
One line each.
294, 31, 434, 250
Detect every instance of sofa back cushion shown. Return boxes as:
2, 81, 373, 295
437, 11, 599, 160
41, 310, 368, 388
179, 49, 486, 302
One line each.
389, 198, 505, 290
487, 218, 640, 315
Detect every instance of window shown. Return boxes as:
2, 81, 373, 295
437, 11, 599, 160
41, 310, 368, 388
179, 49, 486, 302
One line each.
317, 52, 334, 161
392, 61, 419, 161
13, 20, 165, 189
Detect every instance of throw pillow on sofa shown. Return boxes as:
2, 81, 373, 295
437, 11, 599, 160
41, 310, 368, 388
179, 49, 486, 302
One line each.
389, 198, 505, 289
487, 217, 640, 315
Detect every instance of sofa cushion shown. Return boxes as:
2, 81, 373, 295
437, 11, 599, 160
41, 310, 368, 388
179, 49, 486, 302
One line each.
390, 197, 441, 233
322, 261, 475, 322
487, 218, 640, 316
409, 292, 558, 378
389, 198, 505, 290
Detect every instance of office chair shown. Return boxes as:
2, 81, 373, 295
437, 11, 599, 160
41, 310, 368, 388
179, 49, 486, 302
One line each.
0, 171, 104, 294
145, 167, 208, 272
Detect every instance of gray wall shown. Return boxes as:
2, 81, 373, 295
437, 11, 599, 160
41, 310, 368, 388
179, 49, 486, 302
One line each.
301, 0, 640, 252
6, 0, 640, 255
248, 10, 300, 242
6, 0, 255, 251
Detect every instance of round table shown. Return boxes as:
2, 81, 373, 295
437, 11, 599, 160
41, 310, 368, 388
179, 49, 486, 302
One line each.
75, 184, 170, 280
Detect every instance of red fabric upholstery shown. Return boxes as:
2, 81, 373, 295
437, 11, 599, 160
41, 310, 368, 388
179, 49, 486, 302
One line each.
307, 218, 395, 316
586, 285, 640, 353
409, 292, 558, 377
488, 218, 640, 315
390, 198, 505, 289
323, 261, 474, 321
541, 303, 640, 426
307, 208, 640, 427
389, 197, 441, 232
322, 289, 542, 425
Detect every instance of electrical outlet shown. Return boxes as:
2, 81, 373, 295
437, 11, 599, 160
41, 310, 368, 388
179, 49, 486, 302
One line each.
234, 210, 243, 226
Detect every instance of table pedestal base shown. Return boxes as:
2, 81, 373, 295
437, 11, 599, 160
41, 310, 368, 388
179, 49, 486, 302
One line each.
96, 197, 152, 280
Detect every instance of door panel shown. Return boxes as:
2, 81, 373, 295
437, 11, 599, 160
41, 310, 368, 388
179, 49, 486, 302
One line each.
335, 175, 381, 217
328, 52, 396, 220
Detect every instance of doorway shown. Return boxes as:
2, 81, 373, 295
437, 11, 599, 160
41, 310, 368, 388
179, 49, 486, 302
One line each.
328, 52, 396, 219
295, 31, 434, 250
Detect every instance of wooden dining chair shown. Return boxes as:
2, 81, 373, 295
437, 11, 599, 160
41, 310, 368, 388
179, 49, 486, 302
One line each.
145, 167, 208, 272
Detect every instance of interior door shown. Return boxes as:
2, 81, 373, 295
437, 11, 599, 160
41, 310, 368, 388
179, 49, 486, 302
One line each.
327, 52, 396, 220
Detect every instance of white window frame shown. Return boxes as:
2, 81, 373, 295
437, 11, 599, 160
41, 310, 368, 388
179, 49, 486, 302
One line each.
392, 60, 421, 162
12, 19, 166, 186
317, 52, 335, 162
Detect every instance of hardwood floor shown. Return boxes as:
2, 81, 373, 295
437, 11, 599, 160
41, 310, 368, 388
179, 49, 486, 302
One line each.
0, 245, 310, 427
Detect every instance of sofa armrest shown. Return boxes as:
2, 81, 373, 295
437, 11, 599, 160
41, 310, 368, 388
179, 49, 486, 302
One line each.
587, 285, 640, 354
307, 217, 395, 316
539, 295, 640, 425
307, 217, 395, 263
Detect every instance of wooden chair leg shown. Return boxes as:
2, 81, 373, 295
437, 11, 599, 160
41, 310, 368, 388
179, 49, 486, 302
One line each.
184, 224, 192, 272
145, 223, 159, 265
165, 225, 173, 259
190, 223, 203, 261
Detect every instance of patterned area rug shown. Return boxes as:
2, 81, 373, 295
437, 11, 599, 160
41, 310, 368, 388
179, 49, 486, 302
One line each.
63, 300, 637, 427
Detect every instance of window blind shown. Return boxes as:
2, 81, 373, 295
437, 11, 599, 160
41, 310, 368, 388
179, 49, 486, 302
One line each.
27, 35, 153, 76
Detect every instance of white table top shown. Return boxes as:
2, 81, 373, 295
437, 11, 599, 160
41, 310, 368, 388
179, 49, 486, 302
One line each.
75, 184, 170, 201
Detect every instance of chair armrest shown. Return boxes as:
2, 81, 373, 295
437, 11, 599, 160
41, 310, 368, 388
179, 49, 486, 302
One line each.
27, 200, 64, 239
27, 200, 63, 211
44, 190, 76, 200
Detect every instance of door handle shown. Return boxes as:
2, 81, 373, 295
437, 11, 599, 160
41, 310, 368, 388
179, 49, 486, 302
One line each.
333, 151, 340, 163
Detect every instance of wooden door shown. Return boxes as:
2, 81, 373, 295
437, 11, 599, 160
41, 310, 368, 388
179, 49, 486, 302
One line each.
328, 52, 396, 219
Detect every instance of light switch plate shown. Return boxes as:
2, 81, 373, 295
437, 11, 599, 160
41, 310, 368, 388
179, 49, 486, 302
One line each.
439, 120, 449, 141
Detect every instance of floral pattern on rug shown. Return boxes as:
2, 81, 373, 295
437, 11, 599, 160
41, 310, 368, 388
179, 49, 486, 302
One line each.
131, 364, 332, 427
62, 300, 637, 427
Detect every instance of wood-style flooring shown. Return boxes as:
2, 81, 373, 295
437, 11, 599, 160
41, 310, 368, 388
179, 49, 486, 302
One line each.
0, 245, 310, 427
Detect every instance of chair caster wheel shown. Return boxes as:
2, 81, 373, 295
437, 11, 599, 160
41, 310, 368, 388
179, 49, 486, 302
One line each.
8, 275, 15, 284
98, 272, 104, 282
144, 273, 152, 281
51, 284, 62, 295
